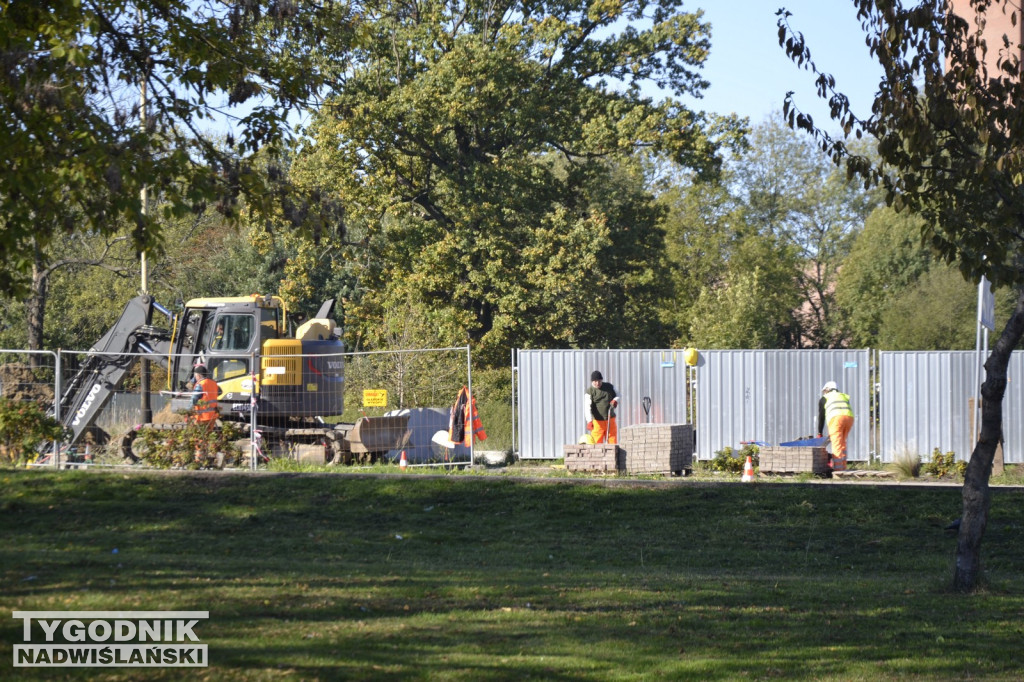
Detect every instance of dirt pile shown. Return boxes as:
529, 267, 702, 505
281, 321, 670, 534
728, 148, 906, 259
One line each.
0, 363, 54, 404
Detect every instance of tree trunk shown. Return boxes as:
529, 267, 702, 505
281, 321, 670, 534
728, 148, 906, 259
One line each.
26, 247, 49, 368
953, 286, 1024, 591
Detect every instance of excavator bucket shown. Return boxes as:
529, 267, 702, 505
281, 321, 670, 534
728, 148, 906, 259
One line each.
346, 415, 411, 454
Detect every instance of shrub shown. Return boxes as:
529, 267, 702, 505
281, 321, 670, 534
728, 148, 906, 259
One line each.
133, 419, 244, 469
922, 448, 967, 479
710, 444, 759, 474
0, 398, 65, 464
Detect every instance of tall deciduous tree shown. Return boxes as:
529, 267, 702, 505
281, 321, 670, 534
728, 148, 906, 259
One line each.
660, 117, 877, 350
0, 207, 236, 353
836, 206, 933, 347
838, 205, 1018, 350
687, 257, 801, 348
0, 0, 330, 296
659, 175, 803, 350
780, 0, 1024, 591
878, 263, 981, 349
659, 177, 738, 345
730, 118, 880, 347
296, 0, 744, 366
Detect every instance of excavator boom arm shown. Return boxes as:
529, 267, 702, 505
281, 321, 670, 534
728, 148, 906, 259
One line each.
57, 295, 172, 445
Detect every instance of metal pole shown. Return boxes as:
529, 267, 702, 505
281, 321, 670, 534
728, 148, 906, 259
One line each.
871, 348, 878, 462
54, 350, 62, 469
466, 345, 473, 467
138, 13, 152, 424
510, 348, 517, 461
250, 353, 258, 471
974, 281, 984, 442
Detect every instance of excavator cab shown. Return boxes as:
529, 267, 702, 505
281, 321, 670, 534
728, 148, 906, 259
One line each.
203, 313, 255, 382
170, 297, 282, 394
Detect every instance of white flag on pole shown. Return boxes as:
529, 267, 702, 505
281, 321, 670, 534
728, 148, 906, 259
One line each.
978, 276, 995, 331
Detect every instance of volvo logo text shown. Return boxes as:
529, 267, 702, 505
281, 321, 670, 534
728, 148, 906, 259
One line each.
71, 384, 103, 426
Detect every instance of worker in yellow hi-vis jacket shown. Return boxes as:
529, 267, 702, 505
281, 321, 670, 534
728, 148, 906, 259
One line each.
818, 381, 854, 471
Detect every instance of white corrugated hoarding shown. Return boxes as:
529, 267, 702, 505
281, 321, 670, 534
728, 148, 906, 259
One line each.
515, 349, 692, 460
879, 350, 1021, 463
694, 349, 872, 461
516, 347, 1018, 464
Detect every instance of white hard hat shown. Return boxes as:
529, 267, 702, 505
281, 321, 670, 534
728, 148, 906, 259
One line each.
822, 381, 838, 393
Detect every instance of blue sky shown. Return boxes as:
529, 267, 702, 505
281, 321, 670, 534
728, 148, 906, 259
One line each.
679, 1, 883, 131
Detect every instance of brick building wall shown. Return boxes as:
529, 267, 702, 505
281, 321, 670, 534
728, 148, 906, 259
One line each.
950, 0, 1023, 74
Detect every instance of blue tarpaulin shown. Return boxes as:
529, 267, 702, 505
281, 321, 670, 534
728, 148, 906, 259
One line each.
779, 436, 829, 447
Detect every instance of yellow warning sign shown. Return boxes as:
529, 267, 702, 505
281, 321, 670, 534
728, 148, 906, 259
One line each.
363, 389, 388, 407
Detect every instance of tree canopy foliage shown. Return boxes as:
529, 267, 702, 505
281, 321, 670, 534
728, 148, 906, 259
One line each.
294, 0, 745, 364
659, 117, 878, 349
836, 206, 933, 347
0, 0, 329, 296
731, 119, 879, 346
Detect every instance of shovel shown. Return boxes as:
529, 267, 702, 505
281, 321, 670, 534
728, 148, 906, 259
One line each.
642, 396, 652, 423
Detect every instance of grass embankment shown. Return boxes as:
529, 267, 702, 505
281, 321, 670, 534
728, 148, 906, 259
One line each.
2, 471, 1023, 680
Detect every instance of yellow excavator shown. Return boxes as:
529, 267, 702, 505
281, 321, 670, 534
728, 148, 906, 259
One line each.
56, 293, 409, 464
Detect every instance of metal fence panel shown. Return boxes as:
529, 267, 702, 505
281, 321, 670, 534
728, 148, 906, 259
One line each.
1002, 352, 1024, 464
516, 349, 691, 459
13, 342, 1024, 467
879, 350, 1023, 463
696, 349, 871, 461
343, 347, 471, 465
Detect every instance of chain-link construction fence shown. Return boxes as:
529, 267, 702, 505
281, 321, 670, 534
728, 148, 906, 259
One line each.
340, 347, 474, 466
0, 346, 473, 469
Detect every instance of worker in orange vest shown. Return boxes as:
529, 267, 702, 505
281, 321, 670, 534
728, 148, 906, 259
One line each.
190, 364, 220, 427
585, 370, 619, 444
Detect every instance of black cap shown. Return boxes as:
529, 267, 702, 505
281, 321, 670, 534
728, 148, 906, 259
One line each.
591, 371, 603, 382
194, 364, 208, 377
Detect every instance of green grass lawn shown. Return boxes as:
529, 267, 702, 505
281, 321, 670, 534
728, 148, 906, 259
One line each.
2, 470, 1023, 680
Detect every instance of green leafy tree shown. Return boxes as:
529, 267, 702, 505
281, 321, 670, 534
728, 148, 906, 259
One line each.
879, 263, 981, 349
297, 0, 745, 366
836, 206, 934, 347
688, 235, 802, 348
659, 176, 739, 345
37, 241, 141, 351
730, 117, 880, 347
0, 205, 250, 353
780, 0, 1024, 591
662, 117, 877, 350
0, 0, 330, 297
838, 206, 1019, 349
19, 232, 137, 354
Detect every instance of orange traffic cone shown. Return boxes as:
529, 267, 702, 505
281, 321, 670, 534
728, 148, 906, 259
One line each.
399, 450, 408, 470
741, 455, 755, 482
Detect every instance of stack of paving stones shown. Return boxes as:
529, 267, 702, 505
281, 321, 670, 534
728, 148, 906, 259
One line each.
562, 443, 622, 473
758, 446, 830, 475
617, 423, 694, 475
